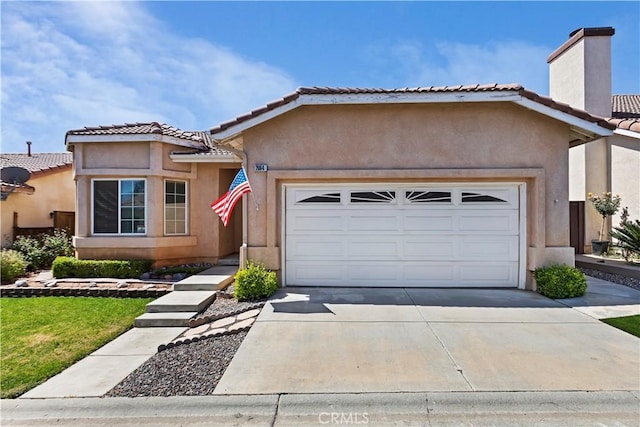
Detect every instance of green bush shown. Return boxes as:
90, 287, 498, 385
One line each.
11, 230, 74, 270
0, 250, 28, 283
610, 220, 640, 262
234, 262, 278, 301
534, 264, 587, 299
52, 257, 152, 279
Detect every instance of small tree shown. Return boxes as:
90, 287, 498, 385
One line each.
587, 192, 621, 241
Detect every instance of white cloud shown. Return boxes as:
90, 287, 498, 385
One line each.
1, 2, 297, 153
364, 39, 549, 94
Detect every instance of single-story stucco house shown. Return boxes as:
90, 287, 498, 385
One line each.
65, 27, 636, 290
0, 148, 75, 247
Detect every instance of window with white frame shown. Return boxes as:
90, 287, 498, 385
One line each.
93, 179, 146, 234
165, 180, 187, 235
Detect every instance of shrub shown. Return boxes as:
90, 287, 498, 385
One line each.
11, 230, 74, 270
610, 220, 640, 262
234, 262, 278, 301
0, 250, 28, 283
534, 264, 587, 299
52, 257, 152, 279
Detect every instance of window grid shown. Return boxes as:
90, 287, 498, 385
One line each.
165, 180, 187, 235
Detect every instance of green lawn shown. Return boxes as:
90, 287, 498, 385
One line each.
601, 315, 640, 338
0, 296, 153, 398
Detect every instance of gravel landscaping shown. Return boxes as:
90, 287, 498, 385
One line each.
106, 331, 247, 397
579, 268, 640, 291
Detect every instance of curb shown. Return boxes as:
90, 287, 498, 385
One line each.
0, 287, 171, 298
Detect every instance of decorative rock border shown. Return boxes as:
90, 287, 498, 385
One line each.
188, 301, 265, 328
158, 305, 263, 352
0, 287, 171, 298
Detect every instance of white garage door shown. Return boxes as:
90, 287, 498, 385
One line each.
284, 184, 522, 287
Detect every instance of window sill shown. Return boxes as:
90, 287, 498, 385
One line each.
74, 235, 198, 248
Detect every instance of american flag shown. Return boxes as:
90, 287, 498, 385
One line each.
211, 168, 252, 227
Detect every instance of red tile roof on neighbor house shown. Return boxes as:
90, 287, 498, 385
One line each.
608, 95, 640, 133
209, 84, 616, 137
0, 152, 72, 175
66, 122, 210, 144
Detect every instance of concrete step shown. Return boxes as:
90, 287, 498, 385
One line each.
172, 266, 237, 291
145, 291, 216, 313
135, 312, 197, 328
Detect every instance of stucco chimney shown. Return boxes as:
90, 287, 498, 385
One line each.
547, 27, 615, 118
26, 141, 32, 157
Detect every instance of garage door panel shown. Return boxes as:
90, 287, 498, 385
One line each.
404, 214, 455, 231
404, 263, 455, 281
287, 236, 346, 258
347, 264, 399, 282
458, 211, 518, 233
289, 214, 344, 232
459, 236, 519, 259
348, 238, 400, 258
347, 214, 400, 231
289, 263, 346, 283
404, 239, 456, 258
460, 263, 518, 283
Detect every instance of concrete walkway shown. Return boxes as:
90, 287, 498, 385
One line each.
20, 266, 237, 399
215, 279, 640, 395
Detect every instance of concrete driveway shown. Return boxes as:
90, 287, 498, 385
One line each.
214, 285, 640, 394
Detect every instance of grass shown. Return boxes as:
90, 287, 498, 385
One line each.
0, 296, 153, 398
601, 315, 640, 338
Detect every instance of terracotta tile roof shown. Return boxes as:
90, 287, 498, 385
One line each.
66, 122, 209, 144
612, 95, 640, 119
607, 118, 640, 133
210, 84, 615, 136
0, 153, 72, 175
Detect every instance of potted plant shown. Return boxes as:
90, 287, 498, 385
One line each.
587, 192, 622, 255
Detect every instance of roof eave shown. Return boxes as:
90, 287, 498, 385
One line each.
169, 153, 241, 163
514, 97, 614, 145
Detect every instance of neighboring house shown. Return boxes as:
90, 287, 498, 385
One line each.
0, 150, 75, 248
66, 84, 614, 290
548, 27, 640, 253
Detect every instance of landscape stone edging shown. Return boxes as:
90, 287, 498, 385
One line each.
157, 325, 252, 352
189, 301, 266, 327
0, 287, 171, 298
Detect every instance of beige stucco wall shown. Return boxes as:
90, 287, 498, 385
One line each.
571, 135, 639, 250
71, 140, 242, 267
1, 168, 75, 247
611, 136, 640, 223
237, 102, 577, 289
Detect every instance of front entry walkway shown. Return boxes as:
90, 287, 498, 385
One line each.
214, 283, 640, 394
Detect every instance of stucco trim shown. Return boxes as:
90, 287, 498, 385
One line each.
73, 235, 198, 248
169, 153, 241, 163
66, 134, 204, 150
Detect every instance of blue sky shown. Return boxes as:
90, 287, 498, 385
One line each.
2, 1, 639, 154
